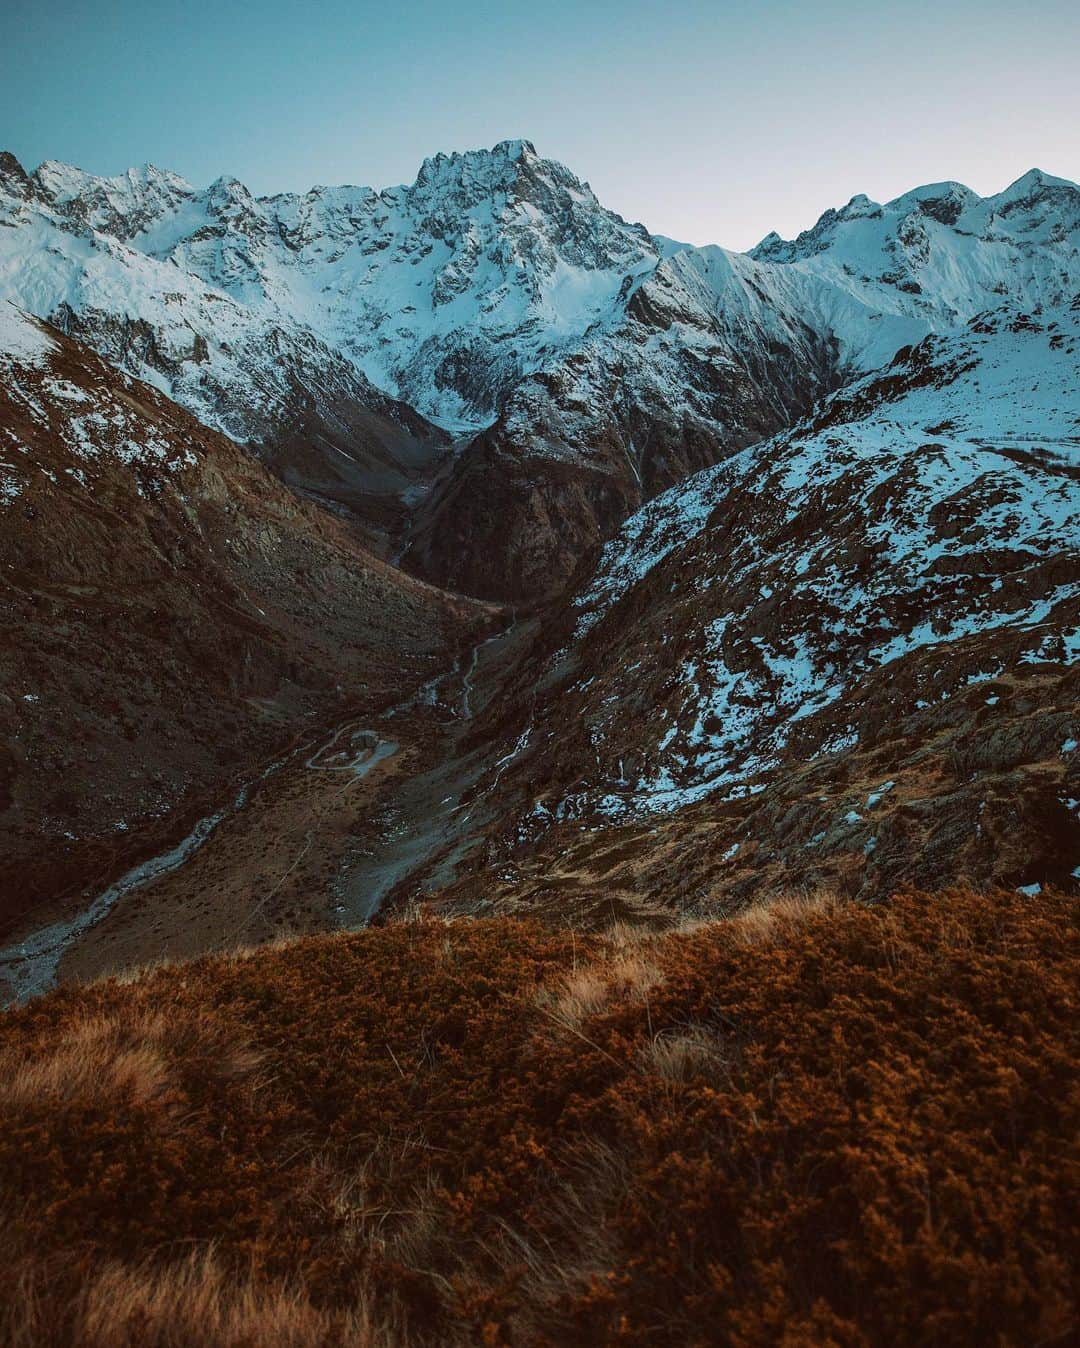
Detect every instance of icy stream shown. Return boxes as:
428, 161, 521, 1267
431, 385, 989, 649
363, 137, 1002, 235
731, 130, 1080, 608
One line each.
0, 724, 397, 1005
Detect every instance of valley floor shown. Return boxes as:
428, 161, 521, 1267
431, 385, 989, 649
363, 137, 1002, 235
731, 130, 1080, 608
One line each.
0, 613, 533, 1000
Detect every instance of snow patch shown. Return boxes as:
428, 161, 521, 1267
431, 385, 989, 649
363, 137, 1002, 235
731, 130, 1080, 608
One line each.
0, 302, 57, 367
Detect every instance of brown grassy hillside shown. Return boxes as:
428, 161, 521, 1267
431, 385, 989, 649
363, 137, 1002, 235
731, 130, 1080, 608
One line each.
0, 307, 482, 939
0, 886, 1076, 1346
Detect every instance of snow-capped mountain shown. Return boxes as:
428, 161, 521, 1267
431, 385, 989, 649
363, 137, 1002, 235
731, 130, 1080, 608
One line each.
1, 144, 1078, 596
750, 170, 1080, 359
435, 303, 1080, 915
5, 141, 659, 431
402, 165, 1080, 596
0, 152, 451, 549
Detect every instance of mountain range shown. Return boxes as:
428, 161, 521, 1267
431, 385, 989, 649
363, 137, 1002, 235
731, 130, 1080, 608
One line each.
0, 141, 1078, 997
3, 143, 1077, 596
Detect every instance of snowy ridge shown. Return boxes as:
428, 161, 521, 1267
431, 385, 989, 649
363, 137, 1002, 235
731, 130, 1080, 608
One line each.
512, 304, 1080, 821
0, 159, 443, 475
0, 301, 58, 368
2, 146, 1076, 440
0, 141, 659, 434
390, 157, 1080, 598
2, 144, 1079, 599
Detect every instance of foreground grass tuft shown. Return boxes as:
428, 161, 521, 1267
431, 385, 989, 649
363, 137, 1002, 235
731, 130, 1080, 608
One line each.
0, 888, 1076, 1345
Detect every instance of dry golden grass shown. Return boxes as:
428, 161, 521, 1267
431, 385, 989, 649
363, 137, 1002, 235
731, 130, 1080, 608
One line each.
5, 1250, 395, 1348
483, 1136, 633, 1341
640, 1023, 730, 1084
536, 949, 663, 1032
0, 1004, 266, 1115
721, 885, 843, 944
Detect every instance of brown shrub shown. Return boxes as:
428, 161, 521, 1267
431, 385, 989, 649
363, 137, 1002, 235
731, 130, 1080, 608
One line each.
6, 1250, 395, 1348
0, 889, 1075, 1346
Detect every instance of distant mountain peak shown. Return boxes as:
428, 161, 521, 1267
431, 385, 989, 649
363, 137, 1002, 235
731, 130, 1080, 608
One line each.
205, 174, 256, 213
1002, 166, 1070, 192
0, 150, 30, 197
750, 168, 1079, 263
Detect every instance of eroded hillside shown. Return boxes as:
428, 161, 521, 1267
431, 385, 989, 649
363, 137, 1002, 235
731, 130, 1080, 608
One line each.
413, 308, 1080, 921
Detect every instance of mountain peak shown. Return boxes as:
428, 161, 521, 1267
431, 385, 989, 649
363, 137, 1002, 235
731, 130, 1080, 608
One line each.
994, 167, 1078, 204
751, 168, 1079, 262
0, 150, 30, 198
412, 138, 543, 194
494, 138, 537, 161
207, 174, 253, 200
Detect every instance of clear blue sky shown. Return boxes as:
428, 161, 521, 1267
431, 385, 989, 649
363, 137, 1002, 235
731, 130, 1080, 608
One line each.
5, 0, 1078, 250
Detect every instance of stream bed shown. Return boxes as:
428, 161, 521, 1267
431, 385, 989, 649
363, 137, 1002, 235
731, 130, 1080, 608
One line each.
0, 724, 398, 1005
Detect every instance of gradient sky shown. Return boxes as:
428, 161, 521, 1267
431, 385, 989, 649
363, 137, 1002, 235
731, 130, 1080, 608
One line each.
5, 0, 1079, 250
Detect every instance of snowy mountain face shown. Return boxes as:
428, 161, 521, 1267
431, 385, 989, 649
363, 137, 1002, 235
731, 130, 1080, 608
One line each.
437, 304, 1080, 914
401, 167, 1080, 597
1, 142, 657, 431
0, 153, 451, 551
0, 145, 1078, 597
2, 142, 1078, 595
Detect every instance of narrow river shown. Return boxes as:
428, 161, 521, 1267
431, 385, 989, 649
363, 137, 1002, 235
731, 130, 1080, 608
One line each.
0, 722, 398, 1005
0, 617, 524, 1007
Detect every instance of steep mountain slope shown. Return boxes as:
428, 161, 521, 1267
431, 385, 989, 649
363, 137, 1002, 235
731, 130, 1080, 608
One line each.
418, 304, 1080, 920
5, 145, 1075, 598
0, 153, 451, 551
0, 303, 479, 944
397, 253, 839, 598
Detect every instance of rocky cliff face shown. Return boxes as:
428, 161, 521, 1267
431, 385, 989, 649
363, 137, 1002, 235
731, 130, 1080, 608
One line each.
5, 146, 1075, 598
